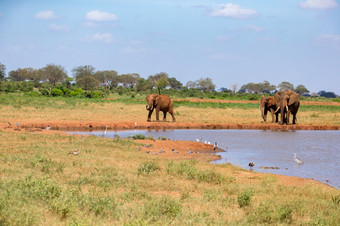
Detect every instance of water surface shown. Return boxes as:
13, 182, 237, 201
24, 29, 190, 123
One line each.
69, 129, 340, 188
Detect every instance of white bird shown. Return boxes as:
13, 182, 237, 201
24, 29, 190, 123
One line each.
293, 153, 303, 165
102, 125, 108, 137
196, 139, 200, 142
46, 125, 50, 130
69, 149, 80, 155
135, 122, 138, 128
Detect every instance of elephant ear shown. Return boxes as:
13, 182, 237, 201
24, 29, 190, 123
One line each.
288, 92, 299, 105
154, 95, 161, 105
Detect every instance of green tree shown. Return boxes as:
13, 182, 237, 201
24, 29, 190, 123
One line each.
119, 73, 140, 88
198, 77, 215, 92
0, 62, 6, 80
295, 84, 309, 95
41, 64, 67, 87
185, 81, 198, 89
72, 65, 95, 82
8, 68, 39, 81
147, 72, 169, 89
168, 77, 183, 90
135, 78, 153, 92
76, 76, 100, 90
156, 76, 170, 94
93, 70, 119, 89
277, 81, 294, 91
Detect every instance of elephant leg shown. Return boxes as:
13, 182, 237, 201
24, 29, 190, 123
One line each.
156, 108, 160, 122
170, 111, 176, 122
147, 109, 154, 122
270, 109, 275, 123
292, 113, 297, 124
163, 111, 167, 122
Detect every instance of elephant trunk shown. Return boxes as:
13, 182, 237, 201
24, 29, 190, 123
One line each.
261, 106, 265, 121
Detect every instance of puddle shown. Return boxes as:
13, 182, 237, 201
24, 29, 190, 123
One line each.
68, 129, 340, 188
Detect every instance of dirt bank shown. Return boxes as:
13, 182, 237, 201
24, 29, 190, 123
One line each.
2, 120, 340, 131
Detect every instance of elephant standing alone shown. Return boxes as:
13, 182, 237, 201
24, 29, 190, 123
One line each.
274, 90, 300, 125
146, 94, 176, 122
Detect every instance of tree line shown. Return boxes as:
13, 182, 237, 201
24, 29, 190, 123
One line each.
0, 62, 338, 98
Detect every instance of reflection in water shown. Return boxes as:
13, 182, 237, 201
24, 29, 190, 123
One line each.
68, 129, 340, 188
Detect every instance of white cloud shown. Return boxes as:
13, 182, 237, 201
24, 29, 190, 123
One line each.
209, 3, 257, 19
85, 10, 118, 22
34, 10, 59, 20
300, 0, 338, 10
245, 24, 264, 32
86, 33, 114, 43
49, 23, 70, 32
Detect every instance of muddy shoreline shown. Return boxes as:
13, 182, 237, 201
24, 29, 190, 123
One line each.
2, 121, 339, 131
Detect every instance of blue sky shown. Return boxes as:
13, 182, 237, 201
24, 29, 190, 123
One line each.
0, 0, 339, 94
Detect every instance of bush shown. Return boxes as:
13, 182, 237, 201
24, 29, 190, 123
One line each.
144, 196, 182, 219
50, 88, 64, 97
237, 190, 253, 207
69, 88, 84, 97
137, 161, 160, 175
39, 88, 50, 96
91, 91, 103, 98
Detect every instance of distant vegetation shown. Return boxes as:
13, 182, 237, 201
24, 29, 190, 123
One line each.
0, 62, 338, 101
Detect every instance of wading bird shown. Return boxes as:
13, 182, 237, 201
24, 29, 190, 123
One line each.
293, 153, 303, 165
102, 125, 108, 137
249, 162, 255, 169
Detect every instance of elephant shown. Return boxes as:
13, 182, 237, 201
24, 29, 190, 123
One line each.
145, 94, 176, 122
260, 95, 279, 123
274, 90, 300, 125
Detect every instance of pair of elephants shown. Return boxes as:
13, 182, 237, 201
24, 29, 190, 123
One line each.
145, 91, 300, 125
260, 90, 300, 125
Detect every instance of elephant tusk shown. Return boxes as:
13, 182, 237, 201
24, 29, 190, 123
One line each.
286, 105, 288, 112
274, 106, 280, 113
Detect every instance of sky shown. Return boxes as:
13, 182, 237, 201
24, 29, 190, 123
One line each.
0, 0, 339, 94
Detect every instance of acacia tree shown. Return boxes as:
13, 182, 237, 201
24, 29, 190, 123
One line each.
198, 77, 215, 92
8, 68, 39, 81
168, 77, 183, 90
277, 81, 294, 91
156, 76, 170, 94
119, 73, 140, 88
295, 84, 309, 95
41, 64, 67, 87
76, 76, 100, 90
93, 70, 119, 89
72, 65, 95, 82
0, 62, 5, 80
135, 78, 153, 91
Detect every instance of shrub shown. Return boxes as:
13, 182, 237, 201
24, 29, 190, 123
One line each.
50, 88, 63, 97
237, 190, 253, 207
69, 88, 84, 97
144, 196, 182, 219
137, 161, 160, 175
40, 88, 50, 96
91, 91, 103, 98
